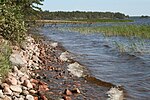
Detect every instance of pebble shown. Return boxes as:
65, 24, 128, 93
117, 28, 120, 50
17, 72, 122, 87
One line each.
72, 88, 81, 94
63, 96, 72, 100
29, 90, 37, 94
40, 95, 48, 100
64, 89, 72, 96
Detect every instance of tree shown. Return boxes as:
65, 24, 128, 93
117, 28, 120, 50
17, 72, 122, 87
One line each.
0, 0, 44, 43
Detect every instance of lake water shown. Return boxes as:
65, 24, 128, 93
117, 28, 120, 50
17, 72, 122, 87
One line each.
38, 18, 150, 100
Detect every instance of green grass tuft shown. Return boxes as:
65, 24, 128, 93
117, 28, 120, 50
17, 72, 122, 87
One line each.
0, 40, 11, 78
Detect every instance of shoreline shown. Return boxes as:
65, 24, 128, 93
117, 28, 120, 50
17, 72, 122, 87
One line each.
0, 32, 123, 100
32, 32, 124, 100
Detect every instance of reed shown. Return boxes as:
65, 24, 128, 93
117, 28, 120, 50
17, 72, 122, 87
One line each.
60, 25, 150, 53
64, 25, 150, 39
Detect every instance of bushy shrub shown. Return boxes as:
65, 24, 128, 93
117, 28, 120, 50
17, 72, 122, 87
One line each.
0, 2, 26, 44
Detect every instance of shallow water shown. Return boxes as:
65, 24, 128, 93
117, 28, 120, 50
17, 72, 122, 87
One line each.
38, 20, 150, 100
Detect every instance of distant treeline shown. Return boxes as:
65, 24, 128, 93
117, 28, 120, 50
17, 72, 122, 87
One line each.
40, 11, 129, 20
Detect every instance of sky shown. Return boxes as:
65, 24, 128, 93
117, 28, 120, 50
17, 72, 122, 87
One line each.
40, 0, 150, 16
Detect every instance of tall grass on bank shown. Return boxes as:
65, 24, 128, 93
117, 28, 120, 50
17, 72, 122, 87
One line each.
64, 25, 150, 39
0, 40, 11, 78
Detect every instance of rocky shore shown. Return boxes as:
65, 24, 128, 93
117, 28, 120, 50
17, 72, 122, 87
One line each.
0, 34, 123, 100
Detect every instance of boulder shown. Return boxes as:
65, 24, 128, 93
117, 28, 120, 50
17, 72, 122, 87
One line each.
10, 85, 22, 93
59, 51, 69, 62
107, 87, 123, 100
9, 53, 27, 66
67, 62, 84, 77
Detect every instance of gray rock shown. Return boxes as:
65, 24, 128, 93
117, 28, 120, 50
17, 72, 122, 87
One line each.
26, 95, 34, 100
67, 62, 84, 77
9, 53, 27, 66
107, 87, 123, 100
10, 85, 22, 93
59, 51, 69, 62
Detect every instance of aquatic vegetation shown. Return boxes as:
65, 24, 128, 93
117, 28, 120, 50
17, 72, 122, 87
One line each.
63, 25, 150, 39
59, 25, 150, 54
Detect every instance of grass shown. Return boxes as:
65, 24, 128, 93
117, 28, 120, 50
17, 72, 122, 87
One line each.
64, 25, 150, 39
0, 39, 11, 78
